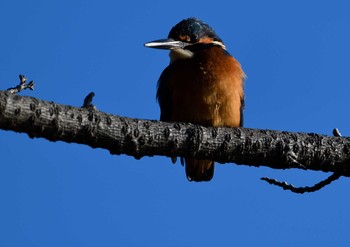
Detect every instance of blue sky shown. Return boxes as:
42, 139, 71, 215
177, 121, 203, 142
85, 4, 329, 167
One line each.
1, 0, 350, 246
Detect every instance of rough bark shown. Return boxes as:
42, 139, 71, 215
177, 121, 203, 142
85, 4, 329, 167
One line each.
1, 90, 350, 177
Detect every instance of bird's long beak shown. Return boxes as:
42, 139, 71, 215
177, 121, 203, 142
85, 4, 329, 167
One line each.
144, 38, 190, 50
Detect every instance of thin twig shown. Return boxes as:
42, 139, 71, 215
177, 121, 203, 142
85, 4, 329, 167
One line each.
7, 75, 34, 94
261, 173, 341, 194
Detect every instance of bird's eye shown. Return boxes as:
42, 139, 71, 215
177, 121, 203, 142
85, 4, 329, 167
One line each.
190, 35, 199, 43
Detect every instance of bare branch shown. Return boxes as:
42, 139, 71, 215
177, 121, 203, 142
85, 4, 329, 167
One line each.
1, 90, 350, 178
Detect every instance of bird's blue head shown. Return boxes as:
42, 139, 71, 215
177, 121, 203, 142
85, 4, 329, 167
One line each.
144, 17, 225, 50
168, 17, 222, 44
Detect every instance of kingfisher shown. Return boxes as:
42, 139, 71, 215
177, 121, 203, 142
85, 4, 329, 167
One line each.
145, 17, 245, 182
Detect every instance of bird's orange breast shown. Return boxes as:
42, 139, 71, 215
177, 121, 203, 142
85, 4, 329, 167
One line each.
168, 46, 244, 127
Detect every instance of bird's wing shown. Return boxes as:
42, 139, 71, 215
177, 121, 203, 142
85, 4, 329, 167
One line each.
156, 66, 173, 121
240, 94, 245, 127
156, 66, 180, 164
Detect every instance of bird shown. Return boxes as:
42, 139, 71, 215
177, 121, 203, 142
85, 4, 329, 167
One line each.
144, 17, 245, 182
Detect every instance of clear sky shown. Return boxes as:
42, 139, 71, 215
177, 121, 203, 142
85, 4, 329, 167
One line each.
1, 0, 350, 246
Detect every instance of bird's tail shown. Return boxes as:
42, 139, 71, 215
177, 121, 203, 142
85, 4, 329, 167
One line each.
185, 158, 214, 182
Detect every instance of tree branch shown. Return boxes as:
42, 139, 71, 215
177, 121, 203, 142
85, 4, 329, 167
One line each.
1, 90, 350, 177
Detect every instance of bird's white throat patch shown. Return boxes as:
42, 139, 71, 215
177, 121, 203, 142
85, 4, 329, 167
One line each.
169, 49, 194, 63
169, 41, 225, 64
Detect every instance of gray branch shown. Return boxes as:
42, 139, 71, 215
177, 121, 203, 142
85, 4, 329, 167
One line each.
1, 90, 350, 177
